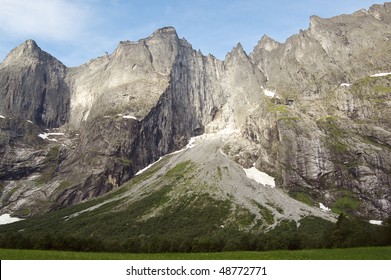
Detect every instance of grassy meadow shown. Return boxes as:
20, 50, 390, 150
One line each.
1, 246, 390, 260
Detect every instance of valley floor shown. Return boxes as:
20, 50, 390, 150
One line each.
0, 246, 390, 260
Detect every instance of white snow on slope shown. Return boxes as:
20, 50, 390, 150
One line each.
134, 124, 241, 177
263, 89, 277, 97
243, 167, 275, 188
340, 83, 352, 87
371, 72, 391, 77
0, 214, 23, 225
38, 132, 64, 141
123, 115, 138, 120
369, 220, 383, 225
135, 135, 204, 176
135, 157, 164, 176
319, 203, 331, 212
0, 115, 5, 119
185, 136, 198, 149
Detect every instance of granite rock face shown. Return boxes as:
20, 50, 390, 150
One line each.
0, 40, 69, 128
1, 4, 391, 220
245, 3, 391, 219
251, 3, 391, 97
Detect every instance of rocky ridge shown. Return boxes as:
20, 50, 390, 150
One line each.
0, 4, 391, 223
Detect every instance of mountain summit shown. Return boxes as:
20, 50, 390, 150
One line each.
0, 3, 390, 246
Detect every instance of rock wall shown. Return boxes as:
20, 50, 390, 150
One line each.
1, 4, 391, 219
0, 40, 69, 128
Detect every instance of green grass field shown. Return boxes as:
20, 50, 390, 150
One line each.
0, 246, 390, 260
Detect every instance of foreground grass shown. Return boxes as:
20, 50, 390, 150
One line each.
1, 247, 390, 260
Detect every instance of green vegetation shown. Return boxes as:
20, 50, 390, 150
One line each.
44, 145, 61, 163
268, 104, 289, 113
1, 246, 390, 260
316, 116, 344, 138
352, 75, 391, 99
0, 212, 390, 254
316, 116, 349, 154
266, 202, 284, 214
331, 196, 361, 215
116, 157, 132, 166
0, 155, 390, 255
279, 116, 300, 123
232, 207, 256, 229
373, 85, 391, 94
349, 75, 391, 127
35, 145, 62, 185
289, 191, 314, 206
252, 201, 274, 225
165, 160, 194, 179
0, 182, 4, 197
1, 185, 19, 205
57, 181, 72, 192
216, 166, 222, 180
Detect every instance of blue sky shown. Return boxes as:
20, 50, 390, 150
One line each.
0, 0, 386, 66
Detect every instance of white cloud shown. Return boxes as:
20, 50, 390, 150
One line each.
0, 0, 92, 42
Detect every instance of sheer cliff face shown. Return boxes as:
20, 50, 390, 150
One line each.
246, 3, 391, 218
66, 27, 178, 130
0, 40, 69, 128
1, 4, 391, 219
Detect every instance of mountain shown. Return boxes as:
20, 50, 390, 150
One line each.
1, 3, 391, 247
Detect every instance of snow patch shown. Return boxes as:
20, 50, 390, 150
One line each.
319, 203, 331, 212
0, 115, 5, 119
219, 126, 240, 135
0, 214, 23, 225
135, 157, 164, 176
167, 134, 204, 155
186, 136, 199, 149
135, 135, 205, 176
371, 72, 391, 77
340, 83, 352, 87
135, 128, 241, 177
123, 115, 138, 120
263, 89, 277, 98
243, 167, 275, 188
369, 220, 383, 225
38, 132, 65, 142
27, 120, 33, 124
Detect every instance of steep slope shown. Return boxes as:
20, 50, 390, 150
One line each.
0, 131, 336, 252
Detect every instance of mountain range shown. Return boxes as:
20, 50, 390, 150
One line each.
0, 3, 391, 249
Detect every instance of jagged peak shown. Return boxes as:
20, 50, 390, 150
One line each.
224, 42, 251, 64
115, 26, 179, 51
309, 15, 323, 28
25, 39, 38, 47
2, 39, 44, 65
257, 35, 281, 52
235, 42, 244, 51
151, 26, 177, 36
368, 2, 391, 21
228, 42, 245, 55
12, 39, 41, 53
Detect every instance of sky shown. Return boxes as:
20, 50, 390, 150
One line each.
0, 0, 387, 67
